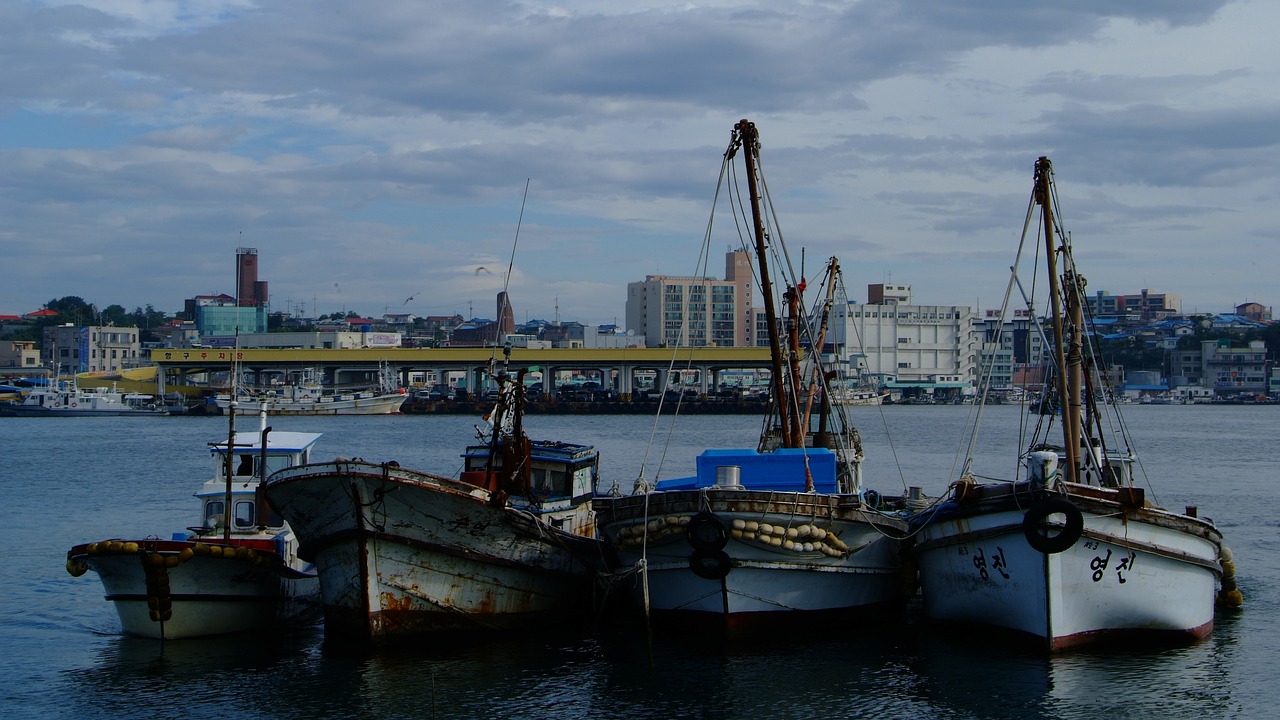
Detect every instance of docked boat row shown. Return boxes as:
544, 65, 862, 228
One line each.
66, 125, 1236, 653
1, 380, 170, 417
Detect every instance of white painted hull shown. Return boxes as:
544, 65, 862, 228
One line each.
595, 490, 909, 627
72, 541, 320, 640
0, 405, 164, 417
913, 487, 1222, 651
265, 461, 603, 640
216, 393, 404, 415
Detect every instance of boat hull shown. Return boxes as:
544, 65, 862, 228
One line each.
216, 393, 404, 415
0, 405, 164, 417
595, 490, 909, 629
265, 461, 604, 641
69, 539, 320, 640
913, 486, 1222, 651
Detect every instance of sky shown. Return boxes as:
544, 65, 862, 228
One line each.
2, 0, 1277, 326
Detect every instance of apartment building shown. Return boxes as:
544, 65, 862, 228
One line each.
625, 250, 753, 347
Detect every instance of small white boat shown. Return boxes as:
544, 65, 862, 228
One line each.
1, 381, 167, 417
264, 368, 606, 641
215, 366, 405, 415
215, 385, 406, 415
831, 387, 889, 406
910, 157, 1239, 651
66, 414, 323, 640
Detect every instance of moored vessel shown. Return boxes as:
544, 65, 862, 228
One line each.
594, 119, 915, 633
66, 412, 323, 639
909, 156, 1239, 651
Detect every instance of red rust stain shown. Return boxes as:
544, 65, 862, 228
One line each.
380, 592, 415, 612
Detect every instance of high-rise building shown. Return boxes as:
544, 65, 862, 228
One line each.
625, 250, 753, 347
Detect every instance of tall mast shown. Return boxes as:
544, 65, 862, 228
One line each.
1035, 156, 1080, 483
734, 118, 794, 447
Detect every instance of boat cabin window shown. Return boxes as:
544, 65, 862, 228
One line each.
204, 500, 225, 528
234, 500, 255, 528
236, 455, 255, 477
531, 467, 569, 497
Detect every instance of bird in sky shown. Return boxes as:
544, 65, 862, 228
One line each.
403, 290, 423, 305
475, 266, 491, 276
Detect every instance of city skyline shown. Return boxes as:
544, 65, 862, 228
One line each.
2, 2, 1277, 324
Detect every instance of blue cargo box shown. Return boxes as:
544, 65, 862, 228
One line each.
655, 447, 837, 493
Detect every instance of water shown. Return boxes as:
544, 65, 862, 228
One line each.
1, 405, 1272, 718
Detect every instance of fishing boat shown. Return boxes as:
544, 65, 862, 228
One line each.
0, 379, 168, 417
910, 157, 1240, 651
593, 119, 915, 632
265, 192, 609, 640
264, 358, 606, 641
65, 412, 323, 640
214, 365, 405, 416
831, 385, 889, 407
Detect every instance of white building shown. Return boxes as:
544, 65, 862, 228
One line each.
830, 284, 977, 399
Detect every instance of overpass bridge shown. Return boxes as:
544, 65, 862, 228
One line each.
150, 346, 775, 399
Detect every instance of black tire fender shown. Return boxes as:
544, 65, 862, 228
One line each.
1022, 497, 1084, 554
686, 510, 729, 551
689, 547, 732, 580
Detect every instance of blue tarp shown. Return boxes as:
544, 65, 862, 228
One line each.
655, 447, 838, 493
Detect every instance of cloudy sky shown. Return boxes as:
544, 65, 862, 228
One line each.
2, 0, 1276, 325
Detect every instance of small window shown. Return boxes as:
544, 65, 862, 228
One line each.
205, 500, 225, 526
234, 500, 256, 528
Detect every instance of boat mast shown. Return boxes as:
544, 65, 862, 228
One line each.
223, 401, 236, 542
733, 118, 795, 448
1035, 156, 1080, 483
799, 258, 840, 443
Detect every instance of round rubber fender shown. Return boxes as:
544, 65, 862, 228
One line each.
689, 547, 732, 581
686, 510, 729, 551
1022, 497, 1084, 554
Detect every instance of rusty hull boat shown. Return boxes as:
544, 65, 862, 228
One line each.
264, 371, 607, 642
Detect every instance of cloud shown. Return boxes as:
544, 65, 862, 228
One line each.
0, 0, 1273, 321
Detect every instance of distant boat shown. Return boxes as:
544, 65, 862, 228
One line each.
909, 157, 1238, 652
594, 120, 915, 633
66, 412, 323, 639
215, 365, 405, 415
0, 380, 167, 417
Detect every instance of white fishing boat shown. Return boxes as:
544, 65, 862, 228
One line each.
264, 363, 606, 641
831, 386, 889, 406
593, 119, 914, 633
910, 157, 1240, 651
0, 380, 167, 417
214, 366, 405, 416
66, 412, 323, 640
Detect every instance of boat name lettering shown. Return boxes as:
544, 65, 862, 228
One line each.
1089, 548, 1137, 584
963, 545, 1009, 581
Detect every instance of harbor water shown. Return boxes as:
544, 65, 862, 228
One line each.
1, 404, 1273, 718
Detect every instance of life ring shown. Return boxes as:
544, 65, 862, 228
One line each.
686, 510, 728, 551
1022, 497, 1084, 554
689, 547, 732, 580
70, 402, 78, 408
